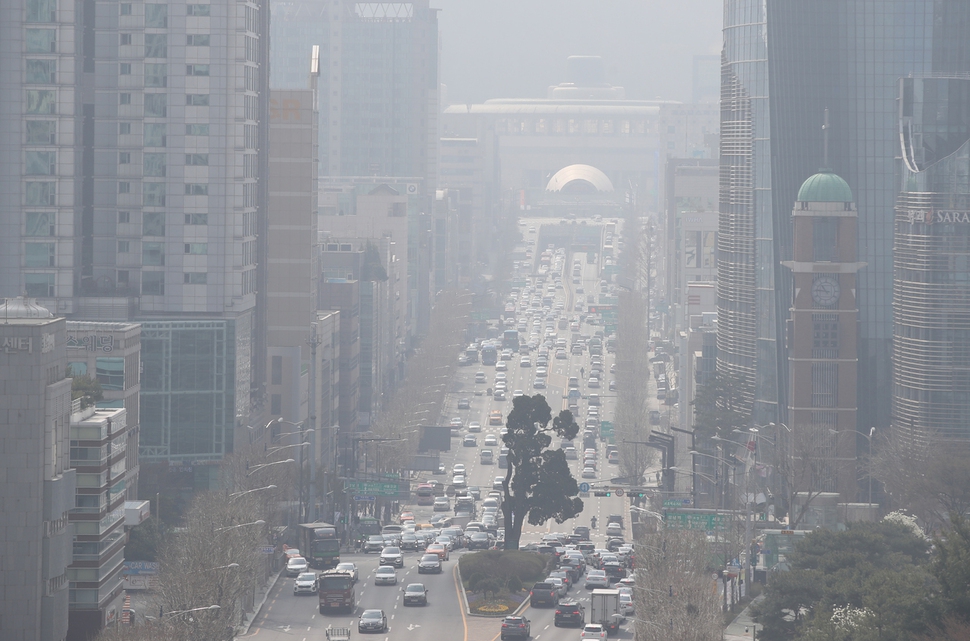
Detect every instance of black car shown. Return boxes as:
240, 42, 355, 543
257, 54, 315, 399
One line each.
529, 582, 558, 607
467, 532, 492, 550
554, 601, 586, 627
572, 526, 590, 541
402, 583, 428, 606
501, 616, 531, 640
358, 609, 388, 633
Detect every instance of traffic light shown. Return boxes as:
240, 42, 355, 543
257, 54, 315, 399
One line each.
593, 490, 611, 497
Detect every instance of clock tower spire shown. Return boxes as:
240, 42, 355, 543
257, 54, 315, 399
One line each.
781, 168, 866, 507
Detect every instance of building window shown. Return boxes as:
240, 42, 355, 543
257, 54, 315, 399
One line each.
142, 241, 164, 265
185, 213, 207, 225
26, 0, 56, 23
187, 4, 210, 15
143, 182, 165, 206
184, 272, 207, 284
120, 33, 132, 45
145, 63, 167, 87
26, 89, 55, 114
26, 29, 56, 52
186, 64, 209, 76
813, 218, 839, 262
144, 123, 166, 147
120, 3, 131, 15
145, 93, 166, 117
118, 181, 130, 193
119, 152, 130, 164
119, 93, 131, 105
185, 184, 208, 196
145, 4, 167, 27
120, 62, 131, 75
184, 243, 207, 254
25, 181, 55, 205
271, 355, 282, 385
26, 211, 55, 236
118, 211, 130, 223
25, 150, 55, 175
186, 124, 208, 136
26, 120, 55, 144
67, 361, 87, 376
25, 242, 55, 267
141, 271, 164, 295
143, 211, 165, 236
96, 357, 125, 390
27, 58, 57, 85
24, 273, 55, 297
186, 94, 209, 106
271, 394, 281, 415
185, 153, 208, 166
143, 152, 166, 177
119, 122, 131, 135
144, 34, 167, 58
186, 34, 210, 46
118, 240, 130, 253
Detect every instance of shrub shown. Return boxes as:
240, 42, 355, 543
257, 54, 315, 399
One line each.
506, 575, 523, 593
467, 572, 485, 592
459, 550, 547, 586
479, 578, 503, 600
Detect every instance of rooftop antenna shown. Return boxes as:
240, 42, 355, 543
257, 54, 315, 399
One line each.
822, 108, 830, 168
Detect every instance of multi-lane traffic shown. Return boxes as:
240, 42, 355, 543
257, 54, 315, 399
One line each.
242, 218, 636, 641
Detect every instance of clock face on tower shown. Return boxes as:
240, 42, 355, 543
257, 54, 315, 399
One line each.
811, 276, 841, 306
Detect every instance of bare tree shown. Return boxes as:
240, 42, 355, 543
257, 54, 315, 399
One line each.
773, 421, 843, 528
634, 527, 721, 641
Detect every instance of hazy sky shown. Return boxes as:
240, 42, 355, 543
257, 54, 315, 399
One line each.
434, 0, 723, 105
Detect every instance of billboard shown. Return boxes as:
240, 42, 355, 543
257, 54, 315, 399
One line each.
418, 426, 451, 452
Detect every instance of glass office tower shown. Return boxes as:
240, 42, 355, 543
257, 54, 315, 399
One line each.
894, 76, 970, 444
718, 0, 969, 431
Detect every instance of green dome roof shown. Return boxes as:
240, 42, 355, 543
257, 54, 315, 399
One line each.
796, 169, 853, 203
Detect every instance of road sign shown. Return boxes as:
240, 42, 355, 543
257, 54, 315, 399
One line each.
579, 492, 590, 498
353, 495, 376, 502
663, 498, 693, 507
665, 511, 729, 531
259, 546, 275, 555
344, 480, 405, 497
615, 488, 624, 496
579, 482, 591, 493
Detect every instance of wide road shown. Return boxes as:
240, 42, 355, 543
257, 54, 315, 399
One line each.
243, 216, 638, 641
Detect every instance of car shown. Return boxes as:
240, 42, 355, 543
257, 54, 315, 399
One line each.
417, 553, 443, 573
358, 609, 388, 633
468, 485, 482, 500
585, 570, 610, 589
489, 410, 504, 425
450, 417, 463, 428
554, 601, 586, 627
496, 360, 508, 372
293, 572, 318, 595
433, 497, 450, 512
452, 463, 466, 475
285, 556, 309, 577
484, 434, 498, 446
535, 367, 548, 378
588, 377, 600, 388
335, 562, 358, 582
468, 421, 482, 432
493, 476, 506, 491
399, 510, 415, 522
363, 535, 385, 553
619, 592, 635, 615
519, 357, 531, 368
547, 576, 568, 597
374, 565, 398, 586
606, 523, 623, 538
458, 397, 471, 409
533, 378, 546, 389
467, 532, 493, 550
463, 434, 478, 447
501, 616, 531, 640
530, 581, 558, 607
434, 462, 446, 474
581, 467, 596, 479
609, 380, 616, 391
581, 624, 607, 640
556, 349, 568, 359
564, 446, 578, 460
379, 546, 404, 568
452, 474, 467, 488
403, 582, 429, 606
573, 526, 591, 541
475, 371, 488, 383
426, 543, 449, 561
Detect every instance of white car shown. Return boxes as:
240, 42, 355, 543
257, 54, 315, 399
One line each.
582, 467, 596, 479
379, 546, 404, 568
374, 565, 397, 585
581, 624, 607, 640
535, 367, 548, 378
533, 378, 546, 389
468, 421, 482, 433
520, 357, 532, 368
285, 556, 309, 577
453, 463, 466, 475
619, 592, 635, 615
293, 572, 318, 595
495, 360, 508, 372
495, 372, 507, 381
484, 435, 498, 446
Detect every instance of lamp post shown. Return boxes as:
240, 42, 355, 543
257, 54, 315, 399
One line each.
228, 485, 276, 502
828, 427, 877, 507
161, 604, 221, 620
214, 519, 265, 534
247, 459, 295, 476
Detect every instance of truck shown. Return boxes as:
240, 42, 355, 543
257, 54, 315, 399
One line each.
298, 522, 340, 569
590, 589, 624, 635
319, 569, 356, 614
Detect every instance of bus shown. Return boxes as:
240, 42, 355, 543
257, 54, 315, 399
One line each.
415, 483, 435, 506
502, 329, 519, 351
297, 522, 341, 569
481, 344, 498, 366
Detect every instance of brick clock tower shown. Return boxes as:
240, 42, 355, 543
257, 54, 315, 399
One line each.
782, 169, 866, 502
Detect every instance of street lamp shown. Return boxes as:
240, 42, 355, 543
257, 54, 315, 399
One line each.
162, 604, 221, 620
228, 485, 276, 501
214, 519, 264, 533
247, 459, 295, 476
189, 563, 240, 574
266, 442, 309, 456
828, 427, 877, 506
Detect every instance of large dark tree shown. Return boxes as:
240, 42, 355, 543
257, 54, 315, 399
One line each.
500, 394, 583, 550
690, 369, 750, 440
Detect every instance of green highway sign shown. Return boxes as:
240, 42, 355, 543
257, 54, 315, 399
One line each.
664, 499, 693, 508
665, 511, 729, 531
343, 480, 404, 497
599, 421, 614, 438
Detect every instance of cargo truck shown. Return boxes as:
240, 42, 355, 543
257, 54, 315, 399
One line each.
589, 588, 624, 635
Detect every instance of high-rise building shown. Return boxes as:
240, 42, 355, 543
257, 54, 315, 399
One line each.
894, 76, 970, 445
270, 0, 439, 185
717, 0, 970, 432
0, 298, 74, 641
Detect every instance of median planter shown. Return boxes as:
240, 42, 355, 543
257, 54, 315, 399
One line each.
457, 550, 548, 617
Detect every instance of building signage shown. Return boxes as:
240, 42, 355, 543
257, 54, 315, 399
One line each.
67, 333, 114, 352
905, 209, 970, 225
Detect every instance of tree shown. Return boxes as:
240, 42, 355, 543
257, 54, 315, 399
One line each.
614, 286, 657, 482
691, 370, 750, 441
933, 514, 970, 624
500, 394, 583, 550
71, 373, 104, 408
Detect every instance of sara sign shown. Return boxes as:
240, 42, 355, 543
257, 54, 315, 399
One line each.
905, 209, 970, 225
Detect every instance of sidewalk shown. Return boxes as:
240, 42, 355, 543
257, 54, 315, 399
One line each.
722, 595, 763, 641
235, 569, 281, 638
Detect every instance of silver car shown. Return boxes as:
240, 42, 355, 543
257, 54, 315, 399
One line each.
293, 572, 317, 595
